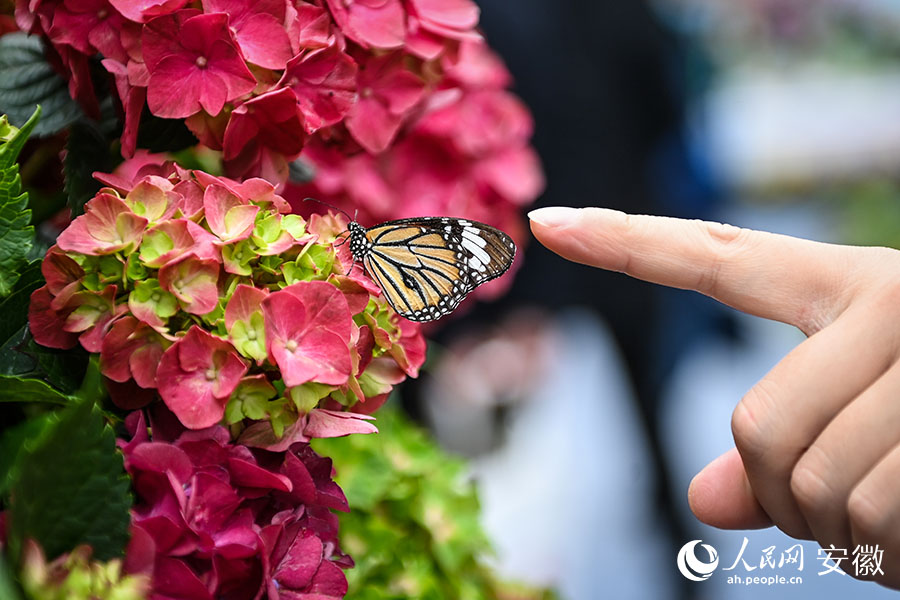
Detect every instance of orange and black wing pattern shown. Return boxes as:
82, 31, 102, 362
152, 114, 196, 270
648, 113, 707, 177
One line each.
348, 217, 516, 322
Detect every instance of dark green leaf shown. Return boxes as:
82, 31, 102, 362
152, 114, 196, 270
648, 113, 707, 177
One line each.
0, 107, 39, 296
64, 119, 118, 217
0, 413, 53, 499
0, 34, 82, 136
0, 327, 89, 396
0, 260, 42, 345
7, 400, 132, 561
0, 375, 71, 404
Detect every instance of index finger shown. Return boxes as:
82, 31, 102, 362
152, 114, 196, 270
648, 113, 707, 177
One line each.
528, 206, 860, 333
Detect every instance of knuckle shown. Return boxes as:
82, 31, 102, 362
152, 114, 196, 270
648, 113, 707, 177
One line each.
732, 380, 779, 459
694, 221, 755, 296
847, 485, 886, 542
790, 447, 837, 514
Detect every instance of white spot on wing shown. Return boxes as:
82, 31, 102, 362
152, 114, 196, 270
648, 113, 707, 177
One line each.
461, 236, 490, 265
462, 227, 487, 247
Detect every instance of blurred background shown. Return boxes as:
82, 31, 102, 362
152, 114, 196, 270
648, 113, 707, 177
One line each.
402, 1, 900, 598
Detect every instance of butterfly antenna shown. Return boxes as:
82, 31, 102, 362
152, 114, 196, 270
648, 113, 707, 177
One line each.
303, 197, 354, 222
334, 231, 351, 247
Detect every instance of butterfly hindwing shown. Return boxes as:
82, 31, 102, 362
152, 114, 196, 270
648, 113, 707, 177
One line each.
351, 217, 516, 322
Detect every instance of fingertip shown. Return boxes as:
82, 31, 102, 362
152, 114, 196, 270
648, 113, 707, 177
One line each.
528, 206, 582, 228
689, 448, 773, 530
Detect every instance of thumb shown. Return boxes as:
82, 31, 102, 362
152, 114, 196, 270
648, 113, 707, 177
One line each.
688, 447, 774, 530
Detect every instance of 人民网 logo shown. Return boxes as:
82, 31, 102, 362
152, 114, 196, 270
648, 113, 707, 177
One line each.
677, 540, 719, 581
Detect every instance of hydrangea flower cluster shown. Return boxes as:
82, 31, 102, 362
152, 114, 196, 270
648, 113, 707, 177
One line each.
287, 38, 543, 240
120, 408, 350, 600
16, 0, 495, 177
28, 163, 426, 440
16, 0, 542, 255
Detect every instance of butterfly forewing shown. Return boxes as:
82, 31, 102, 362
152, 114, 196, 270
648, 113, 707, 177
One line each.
351, 217, 516, 322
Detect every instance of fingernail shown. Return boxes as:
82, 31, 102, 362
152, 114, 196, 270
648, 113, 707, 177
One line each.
528, 206, 581, 227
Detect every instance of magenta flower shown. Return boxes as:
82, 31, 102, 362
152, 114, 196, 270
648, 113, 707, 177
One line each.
345, 51, 425, 154
121, 409, 349, 598
263, 281, 353, 388
404, 0, 480, 58
222, 87, 306, 182
406, 0, 479, 37
56, 192, 148, 255
109, 0, 190, 23
102, 57, 147, 158
143, 12, 257, 118
47, 0, 128, 61
279, 44, 358, 134
157, 326, 249, 428
291, 1, 333, 51
325, 0, 405, 49
201, 0, 293, 69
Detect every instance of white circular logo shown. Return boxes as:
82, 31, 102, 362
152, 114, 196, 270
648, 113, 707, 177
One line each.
677, 540, 719, 581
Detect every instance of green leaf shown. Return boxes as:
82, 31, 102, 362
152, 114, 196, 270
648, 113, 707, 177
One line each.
0, 375, 71, 404
0, 552, 24, 600
7, 400, 132, 562
0, 327, 90, 396
64, 119, 118, 218
0, 413, 53, 499
0, 107, 40, 297
0, 34, 82, 136
0, 259, 42, 345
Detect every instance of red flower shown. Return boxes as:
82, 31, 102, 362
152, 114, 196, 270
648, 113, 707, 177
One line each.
121, 409, 349, 598
279, 44, 358, 134
201, 0, 293, 69
47, 0, 128, 61
344, 51, 425, 154
100, 316, 168, 389
404, 0, 480, 58
143, 12, 257, 118
324, 0, 405, 49
109, 0, 190, 23
263, 281, 353, 388
222, 88, 307, 183
157, 326, 249, 428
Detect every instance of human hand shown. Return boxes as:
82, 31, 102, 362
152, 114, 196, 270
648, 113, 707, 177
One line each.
529, 206, 900, 587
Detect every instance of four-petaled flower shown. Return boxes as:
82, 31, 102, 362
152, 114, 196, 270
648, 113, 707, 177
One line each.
157, 326, 249, 428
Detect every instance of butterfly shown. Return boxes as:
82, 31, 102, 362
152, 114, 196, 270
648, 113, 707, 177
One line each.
344, 216, 517, 322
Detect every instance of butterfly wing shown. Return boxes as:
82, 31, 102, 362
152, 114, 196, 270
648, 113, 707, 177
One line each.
362, 217, 516, 322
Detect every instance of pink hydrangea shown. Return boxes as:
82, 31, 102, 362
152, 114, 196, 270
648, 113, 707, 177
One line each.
31, 166, 426, 438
